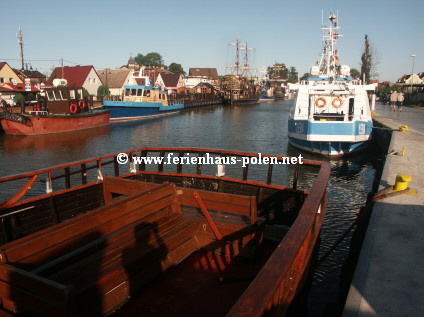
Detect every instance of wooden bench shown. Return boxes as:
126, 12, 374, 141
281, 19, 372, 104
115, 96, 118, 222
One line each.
0, 181, 201, 316
104, 176, 262, 258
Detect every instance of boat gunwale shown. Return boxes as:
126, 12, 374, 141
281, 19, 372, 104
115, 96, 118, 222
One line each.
227, 159, 330, 316
0, 147, 323, 183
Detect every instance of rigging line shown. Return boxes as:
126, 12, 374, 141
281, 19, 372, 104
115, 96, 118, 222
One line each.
0, 58, 61, 62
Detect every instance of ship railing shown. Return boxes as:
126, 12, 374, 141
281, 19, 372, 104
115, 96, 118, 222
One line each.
0, 148, 327, 211
167, 99, 184, 106
227, 158, 330, 317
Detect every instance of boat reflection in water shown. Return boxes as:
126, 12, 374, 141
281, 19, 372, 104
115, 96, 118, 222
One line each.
1, 125, 111, 153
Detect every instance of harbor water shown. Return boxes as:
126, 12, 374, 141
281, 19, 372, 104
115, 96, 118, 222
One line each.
0, 101, 384, 316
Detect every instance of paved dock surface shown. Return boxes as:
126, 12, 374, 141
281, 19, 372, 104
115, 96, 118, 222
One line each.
375, 102, 424, 133
343, 105, 424, 317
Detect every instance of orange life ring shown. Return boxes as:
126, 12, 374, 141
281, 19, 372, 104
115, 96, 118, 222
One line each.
332, 97, 343, 108
78, 99, 86, 110
69, 103, 78, 114
315, 97, 326, 108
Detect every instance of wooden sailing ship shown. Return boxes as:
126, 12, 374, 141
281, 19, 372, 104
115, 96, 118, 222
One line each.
0, 148, 330, 316
221, 38, 260, 104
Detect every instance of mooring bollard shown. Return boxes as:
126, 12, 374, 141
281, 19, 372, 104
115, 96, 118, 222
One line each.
394, 174, 412, 192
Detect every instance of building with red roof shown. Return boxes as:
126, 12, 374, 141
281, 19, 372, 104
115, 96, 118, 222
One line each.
47, 65, 103, 99
155, 73, 184, 94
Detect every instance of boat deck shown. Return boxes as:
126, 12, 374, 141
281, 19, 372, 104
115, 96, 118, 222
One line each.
113, 243, 277, 317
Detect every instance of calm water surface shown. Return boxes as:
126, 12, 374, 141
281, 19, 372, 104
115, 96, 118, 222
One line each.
0, 101, 384, 316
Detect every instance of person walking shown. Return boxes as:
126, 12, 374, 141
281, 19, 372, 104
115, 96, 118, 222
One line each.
397, 92, 404, 112
390, 91, 397, 111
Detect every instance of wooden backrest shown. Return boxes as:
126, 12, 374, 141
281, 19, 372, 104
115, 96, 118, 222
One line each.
109, 177, 258, 224
0, 182, 180, 264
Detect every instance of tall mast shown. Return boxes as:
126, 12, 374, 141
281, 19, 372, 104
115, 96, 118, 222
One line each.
317, 13, 342, 78
228, 37, 245, 75
17, 28, 24, 70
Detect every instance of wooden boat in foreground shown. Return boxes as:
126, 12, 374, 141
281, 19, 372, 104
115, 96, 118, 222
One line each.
0, 148, 330, 316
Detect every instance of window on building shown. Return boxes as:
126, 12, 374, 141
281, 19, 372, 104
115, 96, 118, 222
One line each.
88, 78, 92, 84
9, 78, 13, 82
0, 78, 4, 83
137, 89, 142, 96
131, 89, 137, 96
93, 78, 97, 84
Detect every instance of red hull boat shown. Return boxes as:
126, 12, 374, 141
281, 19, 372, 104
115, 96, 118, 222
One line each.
0, 86, 109, 135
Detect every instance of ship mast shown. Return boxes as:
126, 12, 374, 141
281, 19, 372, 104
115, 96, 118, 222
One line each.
242, 41, 254, 78
227, 37, 243, 75
317, 13, 342, 78
17, 28, 24, 70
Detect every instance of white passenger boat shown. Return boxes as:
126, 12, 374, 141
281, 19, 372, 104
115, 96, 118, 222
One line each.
288, 13, 376, 157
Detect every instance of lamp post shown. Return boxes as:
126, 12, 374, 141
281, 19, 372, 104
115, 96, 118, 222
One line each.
410, 54, 416, 95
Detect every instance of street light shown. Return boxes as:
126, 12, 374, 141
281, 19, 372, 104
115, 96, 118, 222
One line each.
410, 54, 416, 95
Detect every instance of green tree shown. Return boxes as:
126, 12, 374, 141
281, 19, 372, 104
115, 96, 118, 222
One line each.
97, 84, 110, 99
300, 73, 310, 81
14, 93, 25, 104
287, 66, 298, 83
390, 84, 401, 92
82, 88, 90, 98
134, 52, 164, 67
168, 63, 186, 75
361, 35, 372, 84
350, 68, 361, 79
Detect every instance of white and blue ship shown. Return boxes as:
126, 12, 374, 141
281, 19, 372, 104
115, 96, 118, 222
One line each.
288, 13, 376, 157
103, 68, 184, 121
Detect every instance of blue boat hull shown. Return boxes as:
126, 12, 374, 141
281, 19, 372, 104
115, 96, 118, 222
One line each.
287, 119, 372, 157
103, 101, 184, 122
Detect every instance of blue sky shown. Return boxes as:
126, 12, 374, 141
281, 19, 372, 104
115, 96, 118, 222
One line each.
1, 0, 422, 82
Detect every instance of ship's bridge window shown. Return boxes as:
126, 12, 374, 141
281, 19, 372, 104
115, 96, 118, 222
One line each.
348, 98, 354, 120
143, 90, 150, 97
137, 89, 142, 96
69, 90, 76, 99
131, 89, 137, 96
125, 89, 130, 96
53, 90, 62, 100
62, 90, 69, 99
47, 91, 54, 101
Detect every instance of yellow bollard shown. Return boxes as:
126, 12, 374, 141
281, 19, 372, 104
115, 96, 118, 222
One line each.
402, 147, 406, 156
393, 174, 412, 191
399, 125, 408, 132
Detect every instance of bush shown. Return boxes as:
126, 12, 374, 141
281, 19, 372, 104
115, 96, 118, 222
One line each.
82, 88, 90, 98
97, 84, 110, 99
15, 93, 25, 103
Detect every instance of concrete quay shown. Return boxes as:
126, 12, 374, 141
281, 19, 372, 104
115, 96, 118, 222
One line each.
343, 105, 424, 317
